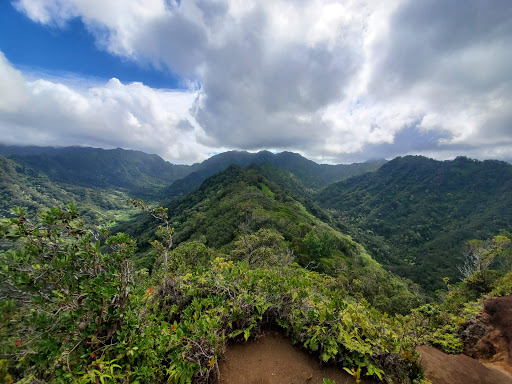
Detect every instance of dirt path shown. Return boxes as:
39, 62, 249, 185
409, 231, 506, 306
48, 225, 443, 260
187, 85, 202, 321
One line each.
217, 332, 376, 384
417, 345, 512, 384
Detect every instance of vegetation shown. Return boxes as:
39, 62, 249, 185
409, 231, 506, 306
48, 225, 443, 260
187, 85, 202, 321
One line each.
4, 147, 192, 201
0, 156, 136, 224
1, 146, 511, 383
162, 150, 384, 199
0, 204, 429, 383
123, 165, 422, 315
316, 155, 512, 291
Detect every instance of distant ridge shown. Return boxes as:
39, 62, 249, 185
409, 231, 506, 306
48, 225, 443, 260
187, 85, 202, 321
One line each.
0, 145, 194, 199
162, 150, 385, 199
315, 155, 512, 290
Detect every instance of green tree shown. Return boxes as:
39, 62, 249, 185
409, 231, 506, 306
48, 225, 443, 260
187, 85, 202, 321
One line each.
302, 230, 336, 264
458, 236, 512, 284
128, 199, 174, 286
169, 241, 213, 274
229, 228, 292, 268
0, 204, 139, 379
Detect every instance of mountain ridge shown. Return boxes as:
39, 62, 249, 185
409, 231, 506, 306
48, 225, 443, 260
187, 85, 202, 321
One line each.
315, 155, 512, 290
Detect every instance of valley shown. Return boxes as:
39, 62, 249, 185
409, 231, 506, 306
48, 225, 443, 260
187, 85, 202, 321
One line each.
0, 146, 511, 384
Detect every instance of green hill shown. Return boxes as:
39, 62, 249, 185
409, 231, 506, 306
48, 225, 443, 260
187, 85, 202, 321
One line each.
315, 155, 512, 291
4, 147, 511, 384
3, 146, 194, 200
162, 150, 384, 199
125, 164, 422, 314
0, 155, 137, 223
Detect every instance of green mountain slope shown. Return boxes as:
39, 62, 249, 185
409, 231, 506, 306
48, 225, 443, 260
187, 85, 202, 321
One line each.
0, 155, 136, 223
126, 164, 421, 314
3, 146, 194, 199
163, 150, 384, 199
315, 155, 512, 291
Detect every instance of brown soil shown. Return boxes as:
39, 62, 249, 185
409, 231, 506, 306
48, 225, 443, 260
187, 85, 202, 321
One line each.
217, 332, 376, 384
217, 296, 512, 384
416, 345, 512, 384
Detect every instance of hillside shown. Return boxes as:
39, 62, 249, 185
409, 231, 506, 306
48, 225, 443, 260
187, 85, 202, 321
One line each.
2, 146, 194, 199
163, 150, 384, 199
125, 164, 421, 314
315, 156, 512, 291
0, 145, 383, 202
2, 148, 512, 384
0, 155, 134, 223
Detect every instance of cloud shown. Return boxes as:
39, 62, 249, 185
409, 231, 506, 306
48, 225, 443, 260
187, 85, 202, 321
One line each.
6, 0, 512, 164
364, 0, 512, 158
0, 52, 214, 163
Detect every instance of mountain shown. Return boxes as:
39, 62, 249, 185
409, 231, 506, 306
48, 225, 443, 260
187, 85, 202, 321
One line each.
315, 155, 512, 291
2, 146, 195, 199
162, 150, 385, 199
0, 155, 137, 223
124, 163, 421, 314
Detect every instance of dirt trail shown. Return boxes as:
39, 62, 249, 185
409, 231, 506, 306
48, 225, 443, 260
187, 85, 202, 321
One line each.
417, 345, 512, 384
217, 332, 376, 384
218, 295, 512, 384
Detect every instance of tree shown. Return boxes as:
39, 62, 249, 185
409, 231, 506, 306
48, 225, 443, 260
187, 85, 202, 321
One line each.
458, 235, 512, 284
0, 204, 139, 378
128, 199, 174, 286
229, 228, 292, 268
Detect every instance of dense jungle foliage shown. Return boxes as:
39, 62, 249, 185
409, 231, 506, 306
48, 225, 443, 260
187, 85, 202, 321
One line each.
316, 156, 512, 292
1, 203, 510, 384
1, 146, 512, 383
122, 165, 422, 315
161, 150, 383, 200
0, 156, 135, 224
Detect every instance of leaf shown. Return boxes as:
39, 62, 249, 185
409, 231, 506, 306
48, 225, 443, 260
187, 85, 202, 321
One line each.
229, 329, 243, 338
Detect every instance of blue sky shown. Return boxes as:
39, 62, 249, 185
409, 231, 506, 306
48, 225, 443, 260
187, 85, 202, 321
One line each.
0, 1, 181, 89
0, 0, 510, 164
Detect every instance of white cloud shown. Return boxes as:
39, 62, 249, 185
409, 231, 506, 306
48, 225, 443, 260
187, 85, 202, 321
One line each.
0, 52, 215, 163
6, 0, 512, 163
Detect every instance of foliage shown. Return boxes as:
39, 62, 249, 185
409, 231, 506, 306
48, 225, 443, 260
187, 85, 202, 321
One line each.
161, 149, 384, 200
316, 155, 512, 292
6, 147, 191, 200
0, 204, 144, 382
0, 360, 13, 384
0, 156, 136, 224
229, 228, 292, 268
123, 165, 423, 315
137, 258, 424, 383
406, 234, 512, 355
0, 204, 430, 383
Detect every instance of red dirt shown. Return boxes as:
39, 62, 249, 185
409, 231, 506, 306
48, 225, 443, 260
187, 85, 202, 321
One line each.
218, 295, 512, 384
417, 345, 512, 384
484, 295, 512, 364
217, 332, 376, 384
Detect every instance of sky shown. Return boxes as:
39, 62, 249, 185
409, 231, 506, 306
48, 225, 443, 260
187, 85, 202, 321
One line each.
0, 0, 511, 164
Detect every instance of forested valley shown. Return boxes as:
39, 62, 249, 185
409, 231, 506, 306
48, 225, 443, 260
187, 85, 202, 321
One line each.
1, 146, 511, 384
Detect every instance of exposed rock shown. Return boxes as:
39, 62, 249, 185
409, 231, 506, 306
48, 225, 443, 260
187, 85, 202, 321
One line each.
462, 295, 512, 366
484, 295, 512, 364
